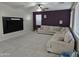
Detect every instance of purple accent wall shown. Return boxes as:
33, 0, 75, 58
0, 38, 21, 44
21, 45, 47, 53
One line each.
33, 9, 71, 30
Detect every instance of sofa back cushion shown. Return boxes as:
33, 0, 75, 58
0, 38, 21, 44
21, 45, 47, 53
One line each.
40, 25, 62, 32
60, 27, 69, 32
48, 26, 62, 32
64, 31, 73, 43
40, 25, 49, 30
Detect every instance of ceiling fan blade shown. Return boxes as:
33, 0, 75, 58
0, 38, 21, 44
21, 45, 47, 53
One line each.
24, 3, 37, 8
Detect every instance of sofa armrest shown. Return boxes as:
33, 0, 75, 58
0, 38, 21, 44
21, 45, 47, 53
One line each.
69, 38, 74, 47
54, 34, 65, 38
51, 40, 74, 48
49, 40, 74, 53
51, 40, 68, 46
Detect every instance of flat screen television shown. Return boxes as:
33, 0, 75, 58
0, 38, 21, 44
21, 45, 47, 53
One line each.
2, 17, 23, 34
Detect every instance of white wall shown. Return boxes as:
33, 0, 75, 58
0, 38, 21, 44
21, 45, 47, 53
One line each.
74, 3, 79, 51
74, 3, 79, 34
70, 3, 79, 51
0, 3, 33, 41
70, 9, 74, 29
70, 3, 77, 29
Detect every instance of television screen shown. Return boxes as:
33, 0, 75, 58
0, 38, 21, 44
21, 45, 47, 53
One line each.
2, 17, 23, 34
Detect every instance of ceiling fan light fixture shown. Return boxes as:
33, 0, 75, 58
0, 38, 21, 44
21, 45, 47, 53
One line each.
36, 6, 42, 11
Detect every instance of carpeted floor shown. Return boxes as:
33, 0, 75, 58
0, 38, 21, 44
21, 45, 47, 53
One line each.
0, 32, 59, 57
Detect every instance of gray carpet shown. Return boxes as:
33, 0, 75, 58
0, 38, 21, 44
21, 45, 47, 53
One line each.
0, 32, 59, 57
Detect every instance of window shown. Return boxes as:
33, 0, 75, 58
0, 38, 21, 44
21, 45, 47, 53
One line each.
73, 3, 79, 39
36, 14, 42, 25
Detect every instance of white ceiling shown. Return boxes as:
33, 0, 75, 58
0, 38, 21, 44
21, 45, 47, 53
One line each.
0, 2, 73, 11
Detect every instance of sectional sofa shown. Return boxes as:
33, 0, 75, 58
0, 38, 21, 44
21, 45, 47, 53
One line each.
37, 25, 75, 54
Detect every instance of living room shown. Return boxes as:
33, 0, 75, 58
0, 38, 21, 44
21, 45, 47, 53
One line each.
0, 1, 79, 57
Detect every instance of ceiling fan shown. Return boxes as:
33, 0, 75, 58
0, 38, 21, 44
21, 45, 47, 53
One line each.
24, 2, 49, 11
36, 4, 49, 11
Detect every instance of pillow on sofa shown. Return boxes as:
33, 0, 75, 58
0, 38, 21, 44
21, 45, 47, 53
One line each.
53, 26, 62, 31
48, 26, 62, 33
41, 25, 49, 30
64, 31, 72, 43
60, 27, 69, 33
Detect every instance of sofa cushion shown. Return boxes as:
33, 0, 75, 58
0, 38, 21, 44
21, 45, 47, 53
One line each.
51, 34, 64, 41
64, 31, 72, 43
60, 27, 69, 33
48, 26, 62, 33
56, 37, 64, 41
41, 25, 49, 30
38, 26, 48, 33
